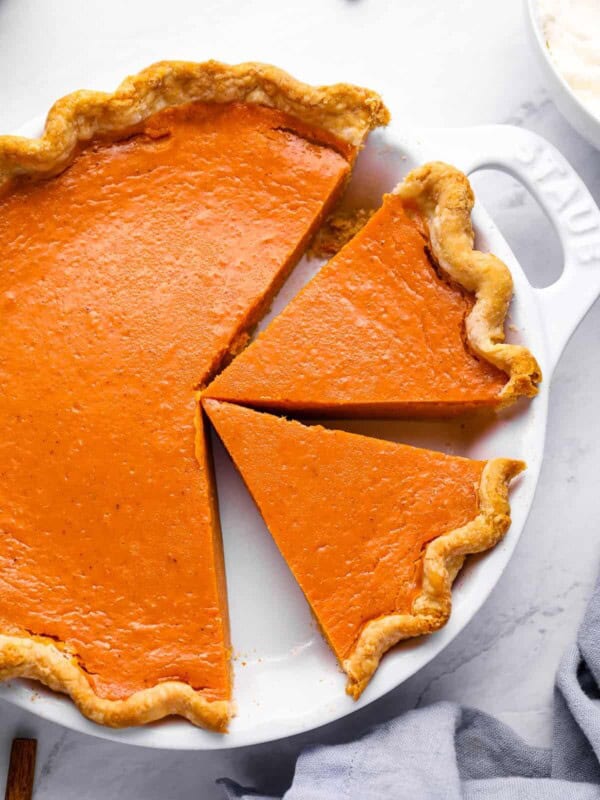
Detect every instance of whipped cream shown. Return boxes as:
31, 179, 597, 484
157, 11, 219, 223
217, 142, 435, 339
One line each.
538, 0, 600, 120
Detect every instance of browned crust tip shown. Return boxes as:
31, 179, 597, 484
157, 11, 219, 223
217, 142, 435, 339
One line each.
395, 162, 542, 403
343, 457, 524, 698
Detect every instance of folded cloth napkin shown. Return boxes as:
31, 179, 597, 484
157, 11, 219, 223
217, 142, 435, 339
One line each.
220, 574, 600, 799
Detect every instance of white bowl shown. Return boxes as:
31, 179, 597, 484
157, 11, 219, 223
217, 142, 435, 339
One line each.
525, 0, 600, 150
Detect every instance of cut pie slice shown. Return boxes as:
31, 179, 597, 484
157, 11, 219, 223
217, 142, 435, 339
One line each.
205, 163, 542, 417
204, 399, 524, 698
0, 61, 388, 729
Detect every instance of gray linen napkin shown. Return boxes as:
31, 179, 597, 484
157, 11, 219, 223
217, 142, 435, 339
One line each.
220, 573, 600, 799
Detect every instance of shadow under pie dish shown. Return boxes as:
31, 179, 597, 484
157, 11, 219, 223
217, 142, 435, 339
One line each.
0, 60, 388, 732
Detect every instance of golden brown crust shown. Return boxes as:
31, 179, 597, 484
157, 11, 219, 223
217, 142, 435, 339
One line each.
0, 60, 389, 189
394, 162, 542, 404
343, 457, 524, 698
0, 634, 232, 731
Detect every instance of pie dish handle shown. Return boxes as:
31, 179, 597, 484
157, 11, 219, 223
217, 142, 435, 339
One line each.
417, 124, 600, 374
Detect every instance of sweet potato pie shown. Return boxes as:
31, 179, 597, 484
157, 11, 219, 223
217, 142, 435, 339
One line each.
0, 60, 538, 731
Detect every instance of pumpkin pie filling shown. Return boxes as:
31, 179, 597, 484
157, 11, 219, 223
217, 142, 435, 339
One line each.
0, 100, 354, 714
204, 171, 540, 416
204, 399, 522, 696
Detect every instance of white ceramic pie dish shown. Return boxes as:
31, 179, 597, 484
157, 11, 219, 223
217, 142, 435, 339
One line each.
525, 0, 600, 150
1, 118, 599, 750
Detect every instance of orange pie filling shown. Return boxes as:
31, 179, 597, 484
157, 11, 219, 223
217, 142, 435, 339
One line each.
205, 193, 509, 416
0, 102, 353, 704
204, 400, 486, 664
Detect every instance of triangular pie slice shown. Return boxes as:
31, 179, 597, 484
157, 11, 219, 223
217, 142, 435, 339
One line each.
204, 399, 524, 698
0, 61, 388, 729
205, 163, 542, 417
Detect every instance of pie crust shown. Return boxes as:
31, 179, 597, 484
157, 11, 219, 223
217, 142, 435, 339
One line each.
0, 60, 389, 731
0, 59, 389, 190
0, 633, 231, 730
344, 457, 523, 698
396, 162, 542, 405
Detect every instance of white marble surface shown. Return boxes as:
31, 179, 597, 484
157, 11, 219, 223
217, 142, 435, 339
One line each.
0, 0, 599, 796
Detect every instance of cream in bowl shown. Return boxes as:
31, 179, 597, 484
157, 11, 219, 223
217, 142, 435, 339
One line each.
527, 0, 600, 148
539, 0, 600, 119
